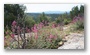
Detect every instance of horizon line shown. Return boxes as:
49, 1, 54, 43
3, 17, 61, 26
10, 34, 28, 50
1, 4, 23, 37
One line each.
25, 11, 70, 13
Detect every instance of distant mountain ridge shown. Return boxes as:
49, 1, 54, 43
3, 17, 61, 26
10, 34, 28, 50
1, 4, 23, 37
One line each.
26, 11, 70, 21
26, 11, 69, 14
44, 11, 66, 14
26, 13, 60, 21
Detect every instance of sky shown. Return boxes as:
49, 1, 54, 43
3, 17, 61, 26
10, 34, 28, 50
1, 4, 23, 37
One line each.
24, 4, 84, 13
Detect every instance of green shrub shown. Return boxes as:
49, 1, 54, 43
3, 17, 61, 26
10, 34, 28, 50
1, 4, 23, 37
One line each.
64, 18, 71, 25
25, 16, 35, 28
71, 16, 84, 31
25, 26, 62, 49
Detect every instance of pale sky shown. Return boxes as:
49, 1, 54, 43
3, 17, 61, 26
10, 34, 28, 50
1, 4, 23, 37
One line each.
24, 4, 84, 13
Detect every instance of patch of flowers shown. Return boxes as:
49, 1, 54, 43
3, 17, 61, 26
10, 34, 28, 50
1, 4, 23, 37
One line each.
4, 20, 63, 49
71, 14, 84, 31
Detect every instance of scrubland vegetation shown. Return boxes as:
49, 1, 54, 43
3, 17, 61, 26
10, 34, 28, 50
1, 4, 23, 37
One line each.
4, 4, 84, 49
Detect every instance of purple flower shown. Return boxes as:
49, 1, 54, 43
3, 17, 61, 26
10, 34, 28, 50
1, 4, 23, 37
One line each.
4, 37, 6, 40
17, 26, 20, 30
33, 24, 38, 33
49, 34, 54, 39
11, 34, 15, 39
5, 31, 8, 34
35, 33, 38, 40
12, 20, 17, 26
12, 28, 15, 33
52, 23, 55, 28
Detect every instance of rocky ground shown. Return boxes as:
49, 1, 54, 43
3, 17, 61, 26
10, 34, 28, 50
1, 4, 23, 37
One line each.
58, 33, 84, 49
58, 25, 84, 49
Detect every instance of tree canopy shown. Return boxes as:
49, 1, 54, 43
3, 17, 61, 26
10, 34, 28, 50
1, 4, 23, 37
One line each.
4, 4, 26, 28
70, 5, 84, 19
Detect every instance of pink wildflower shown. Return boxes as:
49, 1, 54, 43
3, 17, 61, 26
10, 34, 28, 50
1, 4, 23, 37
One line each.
26, 27, 29, 33
5, 31, 8, 34
31, 27, 34, 32
72, 17, 78, 23
35, 33, 38, 40
12, 28, 15, 33
11, 34, 14, 39
12, 20, 17, 26
38, 23, 43, 29
33, 24, 38, 33
27, 29, 30, 33
79, 17, 83, 21
4, 37, 6, 40
49, 34, 54, 39
58, 24, 60, 27
53, 35, 57, 39
40, 22, 44, 27
17, 26, 20, 30
52, 23, 55, 28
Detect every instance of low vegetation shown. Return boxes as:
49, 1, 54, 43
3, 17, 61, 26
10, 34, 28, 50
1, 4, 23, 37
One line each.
4, 4, 84, 49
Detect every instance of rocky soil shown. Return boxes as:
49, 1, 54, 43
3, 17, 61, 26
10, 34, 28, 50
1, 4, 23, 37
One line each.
58, 32, 84, 49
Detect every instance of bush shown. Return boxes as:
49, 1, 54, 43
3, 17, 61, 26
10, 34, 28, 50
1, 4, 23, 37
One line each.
26, 35, 62, 49
25, 16, 35, 28
4, 21, 63, 49
64, 18, 71, 25
25, 26, 62, 49
71, 16, 84, 30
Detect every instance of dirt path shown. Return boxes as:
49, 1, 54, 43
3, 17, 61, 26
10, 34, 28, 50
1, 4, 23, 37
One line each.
58, 25, 84, 49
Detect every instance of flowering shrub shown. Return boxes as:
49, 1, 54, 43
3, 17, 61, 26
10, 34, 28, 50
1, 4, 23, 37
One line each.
71, 14, 84, 30
25, 24, 62, 49
4, 20, 63, 49
4, 20, 28, 49
4, 29, 18, 49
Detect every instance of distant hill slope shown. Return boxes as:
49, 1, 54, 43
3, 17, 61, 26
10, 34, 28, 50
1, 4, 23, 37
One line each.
26, 13, 60, 21
26, 11, 69, 21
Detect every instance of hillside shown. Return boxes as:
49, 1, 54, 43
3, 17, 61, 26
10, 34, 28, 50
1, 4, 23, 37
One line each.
26, 13, 60, 21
